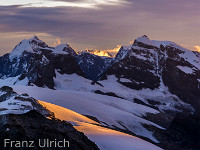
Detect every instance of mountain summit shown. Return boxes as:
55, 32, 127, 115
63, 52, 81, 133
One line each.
9, 36, 48, 61
134, 35, 157, 47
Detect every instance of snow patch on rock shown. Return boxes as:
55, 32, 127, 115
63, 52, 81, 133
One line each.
177, 66, 195, 74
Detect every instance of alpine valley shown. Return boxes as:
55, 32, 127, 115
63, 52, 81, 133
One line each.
0, 35, 199, 150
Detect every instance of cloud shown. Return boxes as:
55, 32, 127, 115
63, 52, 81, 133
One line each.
53, 38, 61, 46
0, 0, 200, 55
105, 45, 122, 56
0, 0, 129, 8
86, 45, 122, 57
0, 4, 134, 53
194, 46, 200, 52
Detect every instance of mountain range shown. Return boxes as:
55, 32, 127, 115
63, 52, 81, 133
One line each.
0, 35, 199, 150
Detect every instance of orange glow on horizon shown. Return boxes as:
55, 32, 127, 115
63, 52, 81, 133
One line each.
53, 38, 61, 46
194, 46, 200, 52
86, 45, 121, 57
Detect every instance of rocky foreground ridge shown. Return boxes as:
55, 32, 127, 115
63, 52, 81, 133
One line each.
0, 86, 99, 150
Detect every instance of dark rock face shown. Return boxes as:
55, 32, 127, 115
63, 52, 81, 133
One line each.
18, 50, 85, 89
94, 90, 124, 99
162, 46, 200, 112
101, 36, 200, 112
98, 36, 200, 149
154, 113, 200, 150
0, 53, 33, 78
0, 110, 99, 150
101, 39, 162, 90
0, 86, 16, 103
75, 52, 114, 81
0, 37, 86, 89
101, 52, 161, 90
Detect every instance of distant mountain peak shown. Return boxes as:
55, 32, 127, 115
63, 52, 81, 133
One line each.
9, 36, 50, 61
134, 35, 156, 47
53, 43, 77, 56
54, 43, 69, 51
142, 35, 148, 38
30, 35, 39, 40
29, 35, 48, 48
133, 35, 186, 50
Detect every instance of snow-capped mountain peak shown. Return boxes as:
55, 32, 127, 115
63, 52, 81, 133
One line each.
29, 35, 40, 41
29, 35, 48, 48
9, 36, 48, 61
53, 43, 70, 54
133, 35, 181, 49
53, 43, 77, 56
134, 35, 156, 47
152, 40, 177, 48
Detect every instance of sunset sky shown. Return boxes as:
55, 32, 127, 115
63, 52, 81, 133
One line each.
0, 0, 200, 55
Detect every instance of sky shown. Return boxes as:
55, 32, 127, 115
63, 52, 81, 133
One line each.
0, 0, 200, 55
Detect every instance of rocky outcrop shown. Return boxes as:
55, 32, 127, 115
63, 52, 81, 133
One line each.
0, 110, 99, 150
101, 36, 162, 90
0, 52, 33, 78
162, 46, 200, 112
0, 86, 52, 116
18, 49, 85, 89
0, 86, 99, 150
0, 36, 86, 89
101, 35, 200, 112
75, 52, 114, 81
152, 113, 200, 150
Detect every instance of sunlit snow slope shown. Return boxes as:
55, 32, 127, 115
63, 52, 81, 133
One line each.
39, 100, 162, 150
13, 85, 163, 143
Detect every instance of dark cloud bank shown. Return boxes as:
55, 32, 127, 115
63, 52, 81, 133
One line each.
0, 0, 200, 54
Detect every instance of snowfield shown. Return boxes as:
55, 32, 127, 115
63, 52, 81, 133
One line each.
0, 70, 192, 144
39, 101, 163, 150
54, 73, 192, 112
177, 65, 195, 74
0, 70, 192, 146
13, 85, 163, 143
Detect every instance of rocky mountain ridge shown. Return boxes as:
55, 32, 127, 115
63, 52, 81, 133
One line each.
0, 35, 200, 149
0, 86, 99, 150
0, 35, 199, 110
101, 35, 200, 112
